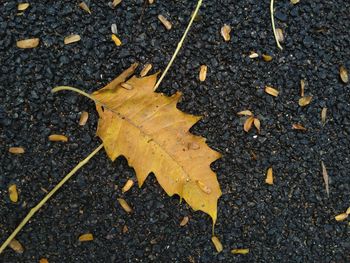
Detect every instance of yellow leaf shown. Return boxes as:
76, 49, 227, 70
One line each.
265, 86, 279, 97
335, 213, 348, 221
9, 184, 19, 203
243, 116, 254, 132
16, 38, 40, 49
111, 34, 122, 46
211, 236, 223, 252
91, 64, 222, 224
265, 167, 273, 185
8, 239, 24, 253
231, 248, 249, 254
299, 96, 312, 107
79, 233, 94, 242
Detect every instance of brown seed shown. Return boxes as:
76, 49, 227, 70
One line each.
122, 225, 128, 233
121, 82, 133, 90
18, 3, 30, 11
112, 0, 122, 7
140, 63, 152, 77
220, 24, 231, 42
266, 167, 273, 185
158, 15, 172, 30
196, 180, 211, 194
148, 0, 154, 4
111, 34, 122, 46
321, 161, 329, 197
265, 86, 279, 97
16, 38, 40, 49
335, 213, 348, 222
39, 258, 49, 263
199, 65, 208, 82
9, 184, 19, 203
300, 79, 305, 97
243, 116, 254, 132
321, 107, 327, 125
180, 216, 189, 226
117, 198, 132, 213
299, 96, 312, 107
262, 54, 273, 62
249, 52, 259, 59
122, 179, 134, 193
292, 123, 306, 131
9, 239, 24, 253
9, 147, 25, 154
275, 28, 284, 43
79, 233, 94, 242
231, 248, 250, 255
339, 65, 348, 83
64, 34, 81, 45
237, 110, 253, 116
79, 111, 89, 126
79, 2, 91, 14
49, 134, 68, 142
211, 236, 223, 253
253, 118, 261, 133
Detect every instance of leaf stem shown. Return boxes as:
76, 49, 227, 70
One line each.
153, 0, 203, 91
0, 144, 104, 254
52, 86, 97, 101
270, 0, 283, 50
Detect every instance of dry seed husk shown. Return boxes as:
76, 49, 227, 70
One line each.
292, 123, 306, 131
39, 258, 49, 263
140, 63, 152, 77
9, 147, 25, 154
220, 24, 231, 42
111, 24, 118, 34
180, 216, 189, 226
9, 239, 24, 253
346, 207, 350, 215
158, 15, 172, 30
339, 65, 349, 83
321, 161, 329, 196
117, 198, 132, 213
266, 167, 273, 185
16, 38, 40, 49
265, 86, 279, 97
79, 111, 89, 126
64, 34, 81, 45
335, 213, 348, 221
121, 82, 133, 90
18, 3, 30, 11
249, 52, 259, 59
276, 28, 284, 43
49, 134, 68, 142
211, 236, 223, 253
199, 65, 207, 82
79, 2, 91, 14
9, 184, 19, 203
253, 118, 261, 133
237, 110, 253, 116
148, 0, 154, 3
231, 248, 250, 255
262, 54, 273, 62
300, 79, 305, 97
321, 107, 327, 125
112, 0, 122, 7
123, 225, 128, 233
196, 180, 211, 194
299, 96, 312, 106
79, 233, 94, 242
111, 34, 122, 46
290, 0, 300, 4
122, 179, 134, 193
243, 116, 254, 132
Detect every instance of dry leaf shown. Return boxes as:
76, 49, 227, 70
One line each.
18, 3, 30, 11
199, 65, 207, 82
122, 179, 134, 193
321, 107, 327, 125
112, 0, 122, 7
79, 233, 93, 242
339, 65, 348, 83
158, 15, 172, 30
276, 28, 284, 43
292, 123, 306, 131
117, 198, 132, 213
140, 63, 152, 77
231, 248, 249, 255
64, 34, 81, 45
265, 167, 273, 185
243, 116, 254, 132
253, 118, 261, 133
79, 111, 89, 126
39, 258, 49, 263
249, 52, 259, 59
16, 38, 40, 49
262, 54, 273, 62
111, 34, 122, 46
180, 216, 189, 226
79, 2, 91, 14
49, 134, 68, 142
300, 79, 305, 97
211, 236, 223, 253
290, 0, 300, 4
335, 213, 348, 221
91, 64, 222, 223
237, 110, 253, 116
265, 86, 279, 97
9, 184, 19, 203
321, 161, 329, 196
346, 207, 350, 215
9, 147, 25, 154
9, 239, 24, 253
299, 96, 312, 107
220, 24, 231, 42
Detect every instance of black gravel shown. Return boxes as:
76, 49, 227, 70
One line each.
1, 0, 349, 262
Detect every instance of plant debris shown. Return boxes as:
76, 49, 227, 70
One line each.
79, 233, 94, 242
9, 147, 25, 154
265, 167, 273, 185
111, 34, 122, 46
112, 0, 122, 8
140, 63, 152, 77
321, 107, 327, 125
9, 184, 19, 203
199, 65, 207, 82
265, 86, 279, 97
292, 123, 306, 131
299, 96, 312, 107
111, 24, 118, 34
262, 54, 273, 62
117, 198, 132, 213
211, 236, 223, 253
290, 0, 300, 4
237, 110, 253, 116
8, 239, 24, 253
79, 111, 89, 126
18, 3, 30, 11
122, 225, 128, 233
64, 34, 81, 45
321, 161, 329, 196
335, 213, 348, 222
158, 15, 172, 30
275, 28, 284, 43
253, 118, 261, 133
220, 24, 231, 42
300, 79, 305, 97
16, 38, 40, 49
79, 2, 91, 14
270, 0, 283, 49
49, 134, 68, 142
243, 116, 255, 132
180, 216, 189, 226
39, 258, 49, 263
249, 52, 259, 59
231, 248, 250, 255
122, 179, 134, 193
339, 65, 348, 83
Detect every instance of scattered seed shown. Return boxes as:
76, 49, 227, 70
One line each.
231, 248, 250, 255
121, 82, 133, 90
9, 239, 24, 253
265, 86, 279, 97
211, 236, 223, 253
158, 15, 172, 30
64, 34, 81, 45
346, 207, 350, 215
122, 225, 128, 233
79, 233, 93, 242
321, 107, 327, 125
275, 28, 284, 43
9, 184, 19, 203
18, 3, 30, 11
199, 65, 208, 82
335, 213, 348, 222
16, 38, 40, 49
122, 179, 134, 193
112, 0, 122, 7
117, 198, 132, 213
9, 147, 25, 154
111, 24, 118, 34
220, 24, 231, 42
148, 0, 154, 4
79, 2, 91, 14
321, 161, 329, 197
49, 134, 68, 142
140, 63, 152, 77
188, 142, 200, 150
39, 258, 49, 263
300, 79, 305, 97
292, 123, 306, 131
339, 65, 348, 83
237, 110, 253, 116
290, 0, 300, 4
111, 34, 122, 46
262, 54, 273, 62
196, 180, 211, 194
265, 167, 273, 185
243, 116, 254, 132
299, 96, 312, 107
79, 111, 89, 126
253, 118, 261, 133
249, 52, 259, 59
180, 216, 189, 226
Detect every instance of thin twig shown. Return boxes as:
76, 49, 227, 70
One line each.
270, 0, 283, 50
0, 144, 104, 254
153, 0, 203, 91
